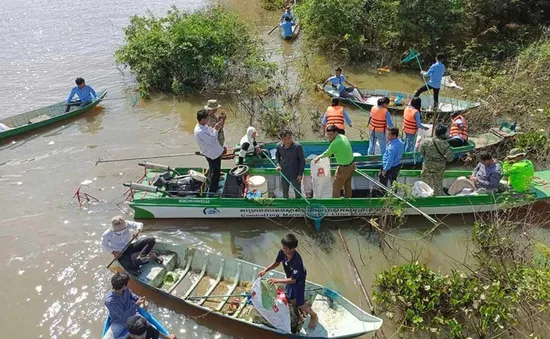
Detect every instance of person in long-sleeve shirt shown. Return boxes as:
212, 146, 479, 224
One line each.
448, 152, 503, 195
65, 77, 97, 112
275, 130, 305, 198
321, 97, 352, 135
413, 53, 445, 109
379, 128, 404, 188
194, 109, 225, 194
101, 216, 160, 273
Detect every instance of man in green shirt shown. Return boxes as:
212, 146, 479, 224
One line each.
313, 124, 355, 198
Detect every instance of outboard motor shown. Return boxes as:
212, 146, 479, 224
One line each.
223, 165, 249, 198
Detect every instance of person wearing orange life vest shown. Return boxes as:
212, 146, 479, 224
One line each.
321, 97, 352, 135
447, 111, 468, 147
367, 97, 394, 155
402, 97, 429, 153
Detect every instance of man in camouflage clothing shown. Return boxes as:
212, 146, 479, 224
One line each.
419, 124, 455, 195
204, 99, 226, 147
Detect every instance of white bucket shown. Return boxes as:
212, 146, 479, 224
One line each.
248, 175, 269, 198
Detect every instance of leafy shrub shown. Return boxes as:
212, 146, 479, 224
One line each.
260, 0, 286, 11
115, 7, 276, 97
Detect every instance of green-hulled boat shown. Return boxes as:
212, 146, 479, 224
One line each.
0, 90, 107, 141
239, 128, 515, 169
321, 85, 478, 114
125, 163, 550, 229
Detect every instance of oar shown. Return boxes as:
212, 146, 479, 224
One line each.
106, 234, 137, 269
96, 152, 203, 165
354, 168, 439, 225
268, 24, 279, 35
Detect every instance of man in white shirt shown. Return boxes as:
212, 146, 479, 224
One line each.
194, 109, 225, 194
101, 216, 161, 273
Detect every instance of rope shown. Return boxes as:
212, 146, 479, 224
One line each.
354, 168, 439, 225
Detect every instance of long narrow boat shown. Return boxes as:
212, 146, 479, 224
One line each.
0, 90, 107, 141
111, 241, 383, 338
321, 85, 478, 114
239, 128, 514, 169
124, 164, 550, 225
102, 307, 169, 338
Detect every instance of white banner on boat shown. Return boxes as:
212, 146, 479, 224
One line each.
250, 278, 291, 333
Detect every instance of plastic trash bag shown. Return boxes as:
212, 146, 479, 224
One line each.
250, 279, 291, 333
412, 181, 434, 198
310, 157, 333, 198
415, 124, 433, 151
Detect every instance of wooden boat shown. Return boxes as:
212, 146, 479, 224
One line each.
111, 241, 383, 338
280, 17, 300, 41
102, 307, 169, 338
124, 164, 550, 225
239, 128, 515, 169
0, 90, 107, 141
321, 85, 478, 114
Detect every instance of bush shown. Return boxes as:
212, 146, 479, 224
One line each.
115, 7, 276, 97
260, 0, 286, 11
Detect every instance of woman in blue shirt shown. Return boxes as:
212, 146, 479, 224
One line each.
413, 53, 445, 110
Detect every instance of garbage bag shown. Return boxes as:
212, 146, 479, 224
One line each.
250, 279, 291, 333
412, 181, 434, 198
310, 157, 333, 198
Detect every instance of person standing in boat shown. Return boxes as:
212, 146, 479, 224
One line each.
101, 216, 162, 274
204, 99, 226, 147
413, 53, 445, 110
321, 97, 352, 135
379, 128, 404, 188
368, 98, 394, 155
65, 77, 97, 112
258, 233, 318, 329
280, 16, 296, 38
321, 67, 366, 102
238, 126, 262, 165
313, 124, 355, 198
194, 109, 225, 194
446, 111, 468, 147
419, 124, 454, 195
275, 130, 305, 198
402, 97, 429, 153
126, 315, 177, 339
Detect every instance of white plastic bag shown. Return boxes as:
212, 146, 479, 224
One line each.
412, 181, 434, 198
250, 278, 291, 333
310, 157, 332, 198
415, 124, 433, 151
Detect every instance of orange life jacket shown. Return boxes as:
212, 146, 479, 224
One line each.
369, 106, 388, 132
450, 115, 468, 140
325, 106, 345, 131
402, 106, 419, 135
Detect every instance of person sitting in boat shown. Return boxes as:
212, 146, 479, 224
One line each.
281, 5, 293, 21
126, 315, 177, 339
447, 152, 503, 195
238, 126, 262, 165
0, 122, 11, 131
368, 98, 394, 155
313, 124, 355, 198
103, 272, 146, 339
280, 16, 296, 38
321, 97, 352, 135
321, 67, 366, 102
446, 111, 468, 147
402, 97, 429, 153
379, 128, 404, 189
65, 77, 97, 112
419, 124, 454, 195
101, 216, 162, 274
258, 233, 318, 329
413, 53, 445, 110
204, 99, 226, 147
276, 130, 305, 198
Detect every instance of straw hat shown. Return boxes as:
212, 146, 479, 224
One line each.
111, 215, 127, 232
204, 99, 221, 110
505, 148, 527, 161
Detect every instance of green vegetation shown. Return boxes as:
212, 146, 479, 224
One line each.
296, 0, 550, 65
260, 0, 286, 11
115, 7, 275, 97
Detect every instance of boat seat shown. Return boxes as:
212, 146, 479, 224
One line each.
137, 253, 177, 288
29, 114, 50, 124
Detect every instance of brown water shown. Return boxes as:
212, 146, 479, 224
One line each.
0, 0, 521, 338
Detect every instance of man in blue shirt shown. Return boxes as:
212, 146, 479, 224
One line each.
280, 16, 296, 38
413, 53, 445, 110
321, 67, 366, 102
65, 77, 97, 112
379, 128, 405, 188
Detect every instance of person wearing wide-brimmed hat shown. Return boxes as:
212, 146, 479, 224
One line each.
204, 99, 226, 147
101, 216, 161, 273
